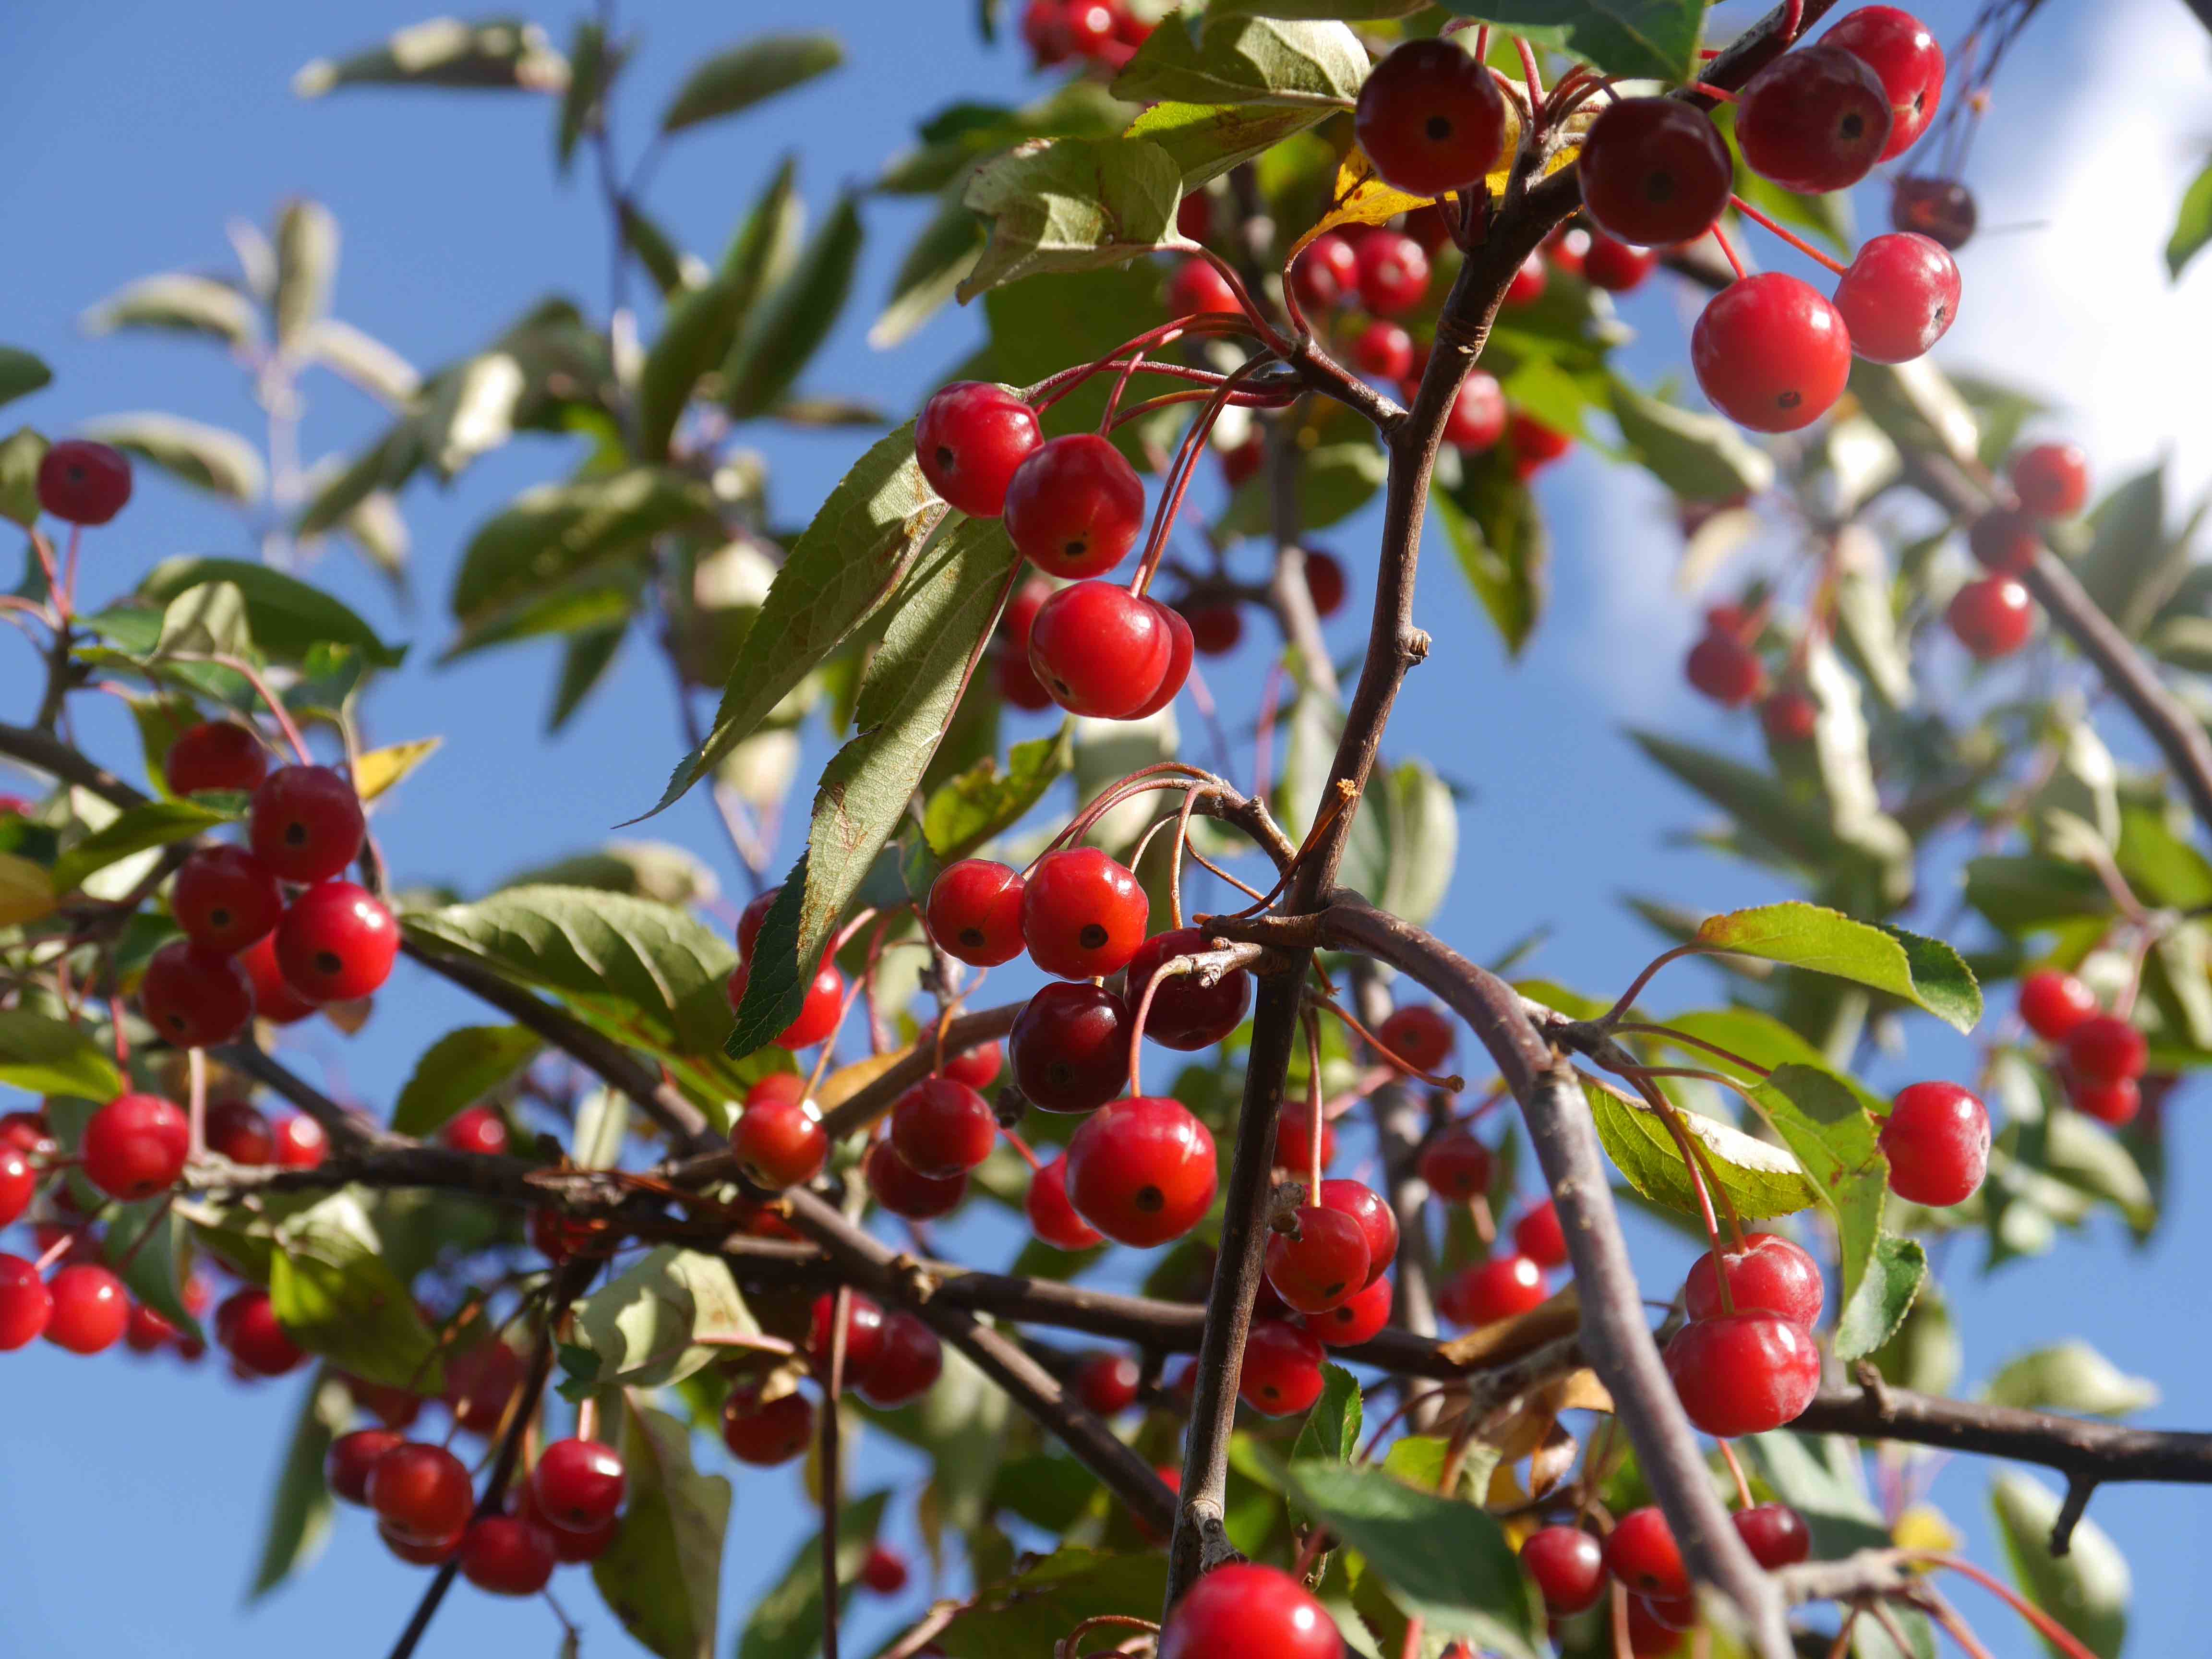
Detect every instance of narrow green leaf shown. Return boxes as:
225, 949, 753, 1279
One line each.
935, 1550, 1170, 1659
82, 412, 265, 503
722, 192, 863, 420
555, 19, 621, 174
248, 1370, 353, 1599
391, 1025, 541, 1136
659, 34, 842, 133
0, 348, 53, 411
1287, 1364, 1363, 1531
1585, 1076, 1819, 1220
0, 428, 49, 526
1374, 760, 1456, 929
83, 275, 259, 349
1989, 1472, 2128, 1659
1110, 16, 1366, 108
2074, 465, 2176, 637
871, 196, 986, 349
1748, 1065, 1894, 1358
2167, 155, 2212, 280
1433, 446, 1546, 657
274, 199, 338, 347
957, 137, 1182, 301
549, 618, 626, 733
293, 18, 567, 95
0, 1007, 124, 1098
1693, 902, 1981, 1033
922, 722, 1075, 859
1831, 1232, 1925, 1359
591, 1399, 733, 1659
449, 468, 718, 634
104, 1197, 206, 1344
1985, 1342, 2160, 1419
1437, 0, 1712, 84
139, 556, 403, 667
269, 1234, 444, 1391
734, 1491, 888, 1659
51, 798, 233, 893
1609, 374, 1776, 502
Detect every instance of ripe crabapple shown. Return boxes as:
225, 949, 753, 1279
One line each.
1064, 1094, 1217, 1247
1880, 1081, 1991, 1205
915, 383, 1041, 518
1352, 38, 1507, 198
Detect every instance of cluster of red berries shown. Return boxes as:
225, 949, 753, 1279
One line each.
1520, 1501, 1809, 1653
723, 884, 847, 1050
1168, 548, 1347, 668
2017, 967, 2154, 1127
1018, 0, 1150, 73
143, 722, 394, 1046
720, 1291, 944, 1467
1945, 439, 2092, 662
1663, 1232, 1824, 1437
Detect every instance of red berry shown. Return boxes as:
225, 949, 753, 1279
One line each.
531, 1206, 601, 1264
1638, 1594, 1699, 1636
1880, 1081, 1991, 1205
2010, 442, 2090, 518
1308, 1274, 1393, 1346
809, 1290, 888, 1386
1177, 193, 1213, 243
1168, 258, 1241, 318
890, 1076, 998, 1178
534, 1502, 617, 1564
0, 1146, 34, 1229
1004, 434, 1146, 579
0, 1110, 53, 1157
1508, 411, 1573, 480
1546, 225, 1590, 276
1304, 550, 1346, 617
1441, 1253, 1546, 1325
859, 1311, 943, 1407
272, 1112, 327, 1168
915, 383, 1041, 518
248, 765, 366, 885
1022, 847, 1148, 979
326, 1427, 405, 1504
2067, 1014, 2148, 1085
1353, 230, 1431, 317
82, 1092, 189, 1201
1351, 320, 1414, 382
1733, 1502, 1812, 1568
1608, 1507, 1688, 1600
44, 1263, 128, 1354
1522, 1525, 1608, 1615
140, 939, 254, 1047
172, 846, 283, 955
1379, 1003, 1452, 1071
1291, 233, 1359, 310
1824, 6, 1946, 160
1061, 0, 1118, 60
1832, 232, 1959, 363
37, 439, 132, 525
1735, 45, 1893, 193
1666, 1310, 1823, 1436
1027, 580, 1178, 718
722, 1384, 813, 1465
1503, 251, 1547, 308
1442, 370, 1507, 451
1512, 1199, 1568, 1269
1583, 234, 1658, 293
1761, 687, 1819, 745
1418, 1127, 1490, 1201
201, 1098, 273, 1166
1319, 1178, 1397, 1286
1160, 1561, 1343, 1659
1126, 926, 1251, 1050
1185, 604, 1243, 656
1022, 0, 1072, 66
1221, 440, 1262, 499
165, 721, 268, 796
2071, 1074, 2140, 1127
1968, 506, 2042, 575
443, 1105, 509, 1157
370, 1442, 475, 1546
219, 1286, 305, 1376
736, 886, 781, 961
926, 859, 1026, 967
1238, 1318, 1328, 1418
1684, 1232, 1825, 1326
531, 1438, 626, 1533
731, 1090, 827, 1188
240, 932, 320, 1024
1026, 1154, 1104, 1250
860, 1544, 909, 1596
1692, 274, 1852, 433
1578, 97, 1733, 247
1265, 1206, 1371, 1314
726, 960, 847, 1050
1065, 1095, 1217, 1247
1123, 601, 1194, 721
380, 1523, 459, 1566
443, 1337, 525, 1433
275, 880, 399, 1001
1273, 1098, 1337, 1175
1353, 38, 1508, 198
865, 1140, 968, 1221
1627, 1596, 1685, 1654
459, 1515, 555, 1596
2019, 969, 2098, 1043
1010, 980, 1131, 1112
0, 1254, 52, 1349
1892, 175, 1977, 250
1947, 576, 2033, 660
1074, 1350, 1142, 1416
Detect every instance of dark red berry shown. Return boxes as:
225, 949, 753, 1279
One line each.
1761, 687, 1819, 744
380, 1523, 459, 1567
1353, 230, 1430, 317
731, 1087, 826, 1188
1304, 550, 1346, 616
1026, 1154, 1104, 1250
82, 1092, 189, 1201
1238, 1318, 1328, 1418
2067, 1014, 2147, 1085
1442, 370, 1507, 451
1319, 1178, 1397, 1286
1291, 233, 1359, 311
859, 1311, 943, 1407
1692, 274, 1852, 433
916, 383, 1041, 517
1380, 1003, 1452, 1071
37, 439, 132, 525
1353, 38, 1508, 198
140, 939, 254, 1047
1022, 847, 1148, 979
443, 1337, 525, 1435
859, 1544, 909, 1596
1880, 1081, 1991, 1205
1074, 1350, 1142, 1416
248, 765, 366, 885
1177, 192, 1213, 243
275, 880, 398, 1001
1308, 1274, 1393, 1346
1684, 1232, 1824, 1326
1351, 320, 1414, 382
219, 1286, 305, 1376
2010, 442, 2090, 518
722, 1384, 813, 1465
1440, 1254, 1546, 1325
1503, 251, 1547, 308
0, 1255, 52, 1349
1185, 604, 1243, 656
1733, 1502, 1812, 1568
1027, 580, 1177, 717
1666, 1310, 1823, 1435
1004, 434, 1146, 579
1578, 97, 1733, 247
0, 1109, 53, 1157
1265, 1205, 1370, 1314
240, 932, 319, 1023
1168, 258, 1240, 317
201, 1099, 272, 1169
1735, 45, 1893, 193
1418, 1127, 1491, 1201
0, 1146, 34, 1229
459, 1515, 555, 1596
2071, 1074, 2140, 1127
809, 1290, 888, 1386
1158, 1561, 1343, 1659
1628, 1595, 1686, 1654
1891, 175, 1977, 249
890, 1076, 998, 1178
865, 1140, 968, 1221
1608, 1507, 1688, 1600
1824, 5, 1946, 160
370, 1442, 475, 1546
165, 721, 268, 796
2019, 969, 2097, 1043
942, 1040, 1002, 1091
1522, 1525, 1607, 1615
726, 960, 847, 1050
1065, 1094, 1217, 1247
1947, 576, 2033, 659
1640, 1593, 1699, 1634
1584, 234, 1658, 292
1968, 506, 2042, 575
1125, 926, 1251, 1050
1512, 1199, 1568, 1269
443, 1105, 509, 1157
1010, 979, 1131, 1112
1123, 599, 1193, 721
326, 1427, 405, 1504
273, 1112, 328, 1168
531, 1205, 601, 1264
926, 859, 1026, 967
1832, 232, 1959, 363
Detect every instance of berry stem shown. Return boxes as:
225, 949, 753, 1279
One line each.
32, 1227, 80, 1274
576, 1394, 599, 1443
62, 524, 82, 619
1304, 1008, 1326, 1196
1716, 1437, 1755, 1508
1708, 224, 1748, 282
1100, 349, 1151, 432
1627, 1073, 1735, 1285
1610, 1022, 1774, 1079
818, 1285, 849, 1659
1726, 193, 1850, 276
1002, 1130, 1044, 1173
1185, 243, 1292, 356
1921, 1591, 2001, 1659
1512, 35, 1545, 116
1129, 353, 1280, 597
1597, 944, 1710, 1027
1028, 317, 1262, 413
27, 530, 66, 626
1306, 995, 1464, 1090
180, 652, 313, 763
1685, 81, 1740, 104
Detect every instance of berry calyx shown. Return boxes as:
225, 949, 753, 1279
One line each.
865, 1140, 969, 1221
248, 765, 367, 885
2067, 1013, 2147, 1084
1027, 580, 1178, 718
1158, 1561, 1344, 1659
531, 1438, 627, 1533
1238, 1318, 1327, 1417
1832, 232, 1960, 363
1442, 370, 1507, 452
1418, 1126, 1491, 1201
274, 880, 399, 1001
37, 439, 133, 525
1684, 1232, 1825, 1326
459, 1516, 555, 1596
1946, 576, 2033, 659
730, 1087, 828, 1188
1003, 434, 1146, 580
1064, 1094, 1217, 1247
1692, 274, 1852, 434
2010, 442, 2091, 518
1307, 1274, 1393, 1346
325, 1427, 405, 1504
1010, 979, 1131, 1112
1319, 1178, 1398, 1286
82, 1092, 190, 1200
368, 1442, 475, 1547
926, 858, 1027, 966
1511, 1199, 1568, 1269
1352, 38, 1507, 199
1440, 1253, 1547, 1325
139, 939, 254, 1048
890, 1076, 998, 1178
1880, 1081, 1991, 1206
1823, 5, 1946, 160
1263, 1205, 1372, 1314
916, 383, 1042, 518
1379, 1003, 1453, 1071
1353, 229, 1431, 317
2019, 969, 2098, 1042
1578, 97, 1733, 247
0, 1255, 53, 1349
1606, 1507, 1688, 1600
1522, 1525, 1608, 1615
1026, 1154, 1105, 1250
721, 1384, 813, 1465
1968, 506, 2043, 575
165, 721, 268, 796
1734, 45, 1893, 194
1664, 1310, 1823, 1436
1074, 1350, 1142, 1416
1733, 1502, 1812, 1568
859, 1312, 944, 1407
1125, 926, 1252, 1050
1021, 847, 1148, 979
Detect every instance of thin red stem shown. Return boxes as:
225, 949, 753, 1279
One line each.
1708, 224, 1748, 282
1728, 193, 1850, 276
1687, 81, 1740, 103
1916, 1555, 2104, 1659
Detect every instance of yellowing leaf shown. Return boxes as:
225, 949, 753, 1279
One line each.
1435, 1282, 1580, 1366
816, 1047, 910, 1117
1286, 147, 1438, 265
353, 737, 440, 802
0, 853, 55, 925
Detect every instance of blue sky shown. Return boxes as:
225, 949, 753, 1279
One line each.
2, 1, 2210, 1655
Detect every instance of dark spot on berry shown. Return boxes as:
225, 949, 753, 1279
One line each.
1425, 115, 1451, 143
1778, 390, 1803, 409
1135, 1185, 1164, 1213
958, 926, 986, 948
283, 821, 307, 845
1645, 171, 1675, 203
1840, 113, 1863, 140
934, 444, 955, 469
1062, 537, 1086, 560
209, 908, 231, 927
314, 950, 342, 976
1322, 1279, 1346, 1299
1078, 923, 1108, 950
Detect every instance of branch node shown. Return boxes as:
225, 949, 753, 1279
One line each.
2049, 1474, 2096, 1557
1853, 1359, 1898, 1422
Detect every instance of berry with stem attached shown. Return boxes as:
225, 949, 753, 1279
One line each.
1522, 1526, 1608, 1615
1824, 5, 1946, 160
1351, 320, 1414, 381
726, 960, 846, 1049
368, 1442, 475, 1546
730, 1088, 827, 1188
942, 1040, 1002, 1091
37, 440, 133, 525
2071, 1074, 2141, 1127
1291, 233, 1358, 310
1684, 1232, 1825, 1326
1003, 434, 1146, 579
1891, 175, 1977, 248
1010, 980, 1131, 1112
1442, 371, 1507, 451
890, 1076, 998, 1178
859, 1545, 910, 1596
1880, 1081, 1991, 1205
1167, 258, 1240, 317
82, 1092, 189, 1201
1968, 506, 2043, 575
926, 859, 1027, 967
1025, 1154, 1105, 1250
1379, 1003, 1453, 1071
2011, 442, 2091, 518
1022, 847, 1148, 979
140, 939, 254, 1048
1027, 581, 1177, 718
325, 1428, 405, 1504
248, 765, 367, 885
1074, 1350, 1142, 1416
1273, 1099, 1336, 1174
1238, 1318, 1328, 1417
737, 887, 781, 961
0, 1255, 52, 1349
1735, 45, 1894, 194
1606, 1507, 1688, 1600
0, 1146, 33, 1229
1664, 1310, 1823, 1436
172, 845, 284, 955
1947, 576, 2033, 659
459, 1517, 555, 1596
1512, 1199, 1568, 1269
1352, 38, 1508, 199
1440, 1253, 1547, 1325
1125, 926, 1251, 1050
1418, 1126, 1491, 1201
1692, 274, 1852, 433
1832, 232, 1959, 363
1584, 234, 1658, 293
1762, 686, 1819, 745
219, 1286, 305, 1375
721, 1385, 813, 1465
858, 1312, 943, 1408
165, 721, 268, 796
531, 1438, 626, 1533
1733, 1503, 1812, 1568
1686, 627, 1767, 707
1065, 1094, 1217, 1247
1157, 1561, 1344, 1659
916, 383, 1041, 518
2019, 968, 2098, 1042
1264, 1205, 1372, 1314
275, 880, 399, 1001
809, 1290, 887, 1387
2068, 1013, 2148, 1084
1578, 97, 1733, 247
240, 931, 319, 1024
1319, 1178, 1398, 1286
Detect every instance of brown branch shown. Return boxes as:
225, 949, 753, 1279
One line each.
214, 1038, 400, 1154
814, 1001, 1024, 1142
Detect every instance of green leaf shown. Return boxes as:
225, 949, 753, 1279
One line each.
640, 422, 948, 819
1692, 902, 1981, 1033
1748, 1065, 1894, 1358
150, 579, 253, 661
0, 428, 49, 526
1985, 1342, 2160, 1419
958, 137, 1183, 302
555, 18, 622, 175
1433, 445, 1546, 658
139, 556, 403, 667
2168, 155, 2212, 280
1830, 1232, 1925, 1359
565, 1247, 756, 1394
104, 1197, 206, 1344
0, 1007, 123, 1098
922, 723, 1075, 859
1111, 16, 1365, 108
1287, 1363, 1362, 1531
1373, 760, 1457, 929
2074, 465, 2177, 637
0, 349, 52, 411
1609, 374, 1776, 502
936, 1549, 1170, 1659
274, 199, 338, 347
660, 33, 842, 132
51, 797, 233, 893
1964, 854, 2112, 934
549, 618, 627, 732
449, 468, 717, 634
871, 196, 987, 349
730, 517, 1015, 1056
1990, 1472, 2128, 1659
293, 17, 567, 95
1437, 0, 1711, 84
82, 412, 265, 503
248, 1370, 353, 1599
1647, 1007, 1831, 1073
1585, 1077, 1819, 1220
734, 1491, 888, 1659
723, 191, 864, 420
391, 1025, 541, 1136
1222, 439, 1386, 538
1286, 1461, 1542, 1659
1210, 0, 1425, 17
502, 841, 718, 906
592, 1399, 733, 1659
298, 320, 420, 408
83, 274, 260, 349
401, 884, 739, 1056
572, 1087, 631, 1169
268, 1234, 444, 1392
1126, 99, 1337, 191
